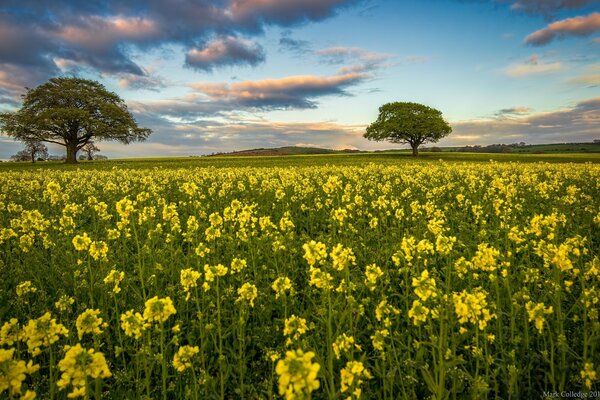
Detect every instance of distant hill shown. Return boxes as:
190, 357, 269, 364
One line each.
205, 146, 362, 157
421, 142, 600, 154
203, 142, 600, 157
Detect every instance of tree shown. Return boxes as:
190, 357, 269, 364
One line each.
82, 142, 100, 161
364, 102, 452, 156
24, 139, 48, 162
10, 150, 30, 162
10, 140, 48, 162
0, 77, 151, 163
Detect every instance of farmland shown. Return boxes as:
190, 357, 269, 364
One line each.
0, 153, 599, 399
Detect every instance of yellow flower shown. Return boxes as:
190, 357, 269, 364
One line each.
194, 242, 210, 258
21, 313, 69, 356
88, 241, 108, 261
283, 315, 308, 346
55, 295, 75, 312
453, 288, 495, 330
75, 309, 104, 340
302, 241, 327, 267
370, 329, 389, 352
16, 281, 37, 297
203, 264, 228, 291
412, 270, 437, 301
525, 301, 553, 333
180, 268, 201, 301
332, 334, 361, 359
103, 270, 125, 294
0, 348, 40, 396
375, 299, 400, 328
143, 296, 176, 324
115, 197, 135, 218
275, 349, 320, 400
308, 267, 333, 290
408, 300, 432, 326
435, 234, 456, 255
120, 310, 148, 340
272, 277, 293, 299
231, 258, 247, 273
364, 264, 383, 291
0, 319, 20, 346
581, 362, 596, 390
330, 244, 356, 271
57, 344, 111, 398
340, 361, 372, 395
173, 345, 200, 372
71, 233, 91, 251
237, 282, 258, 307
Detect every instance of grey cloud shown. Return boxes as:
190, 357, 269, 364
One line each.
186, 36, 265, 71
0, 0, 358, 89
279, 36, 312, 55
449, 97, 600, 145
189, 72, 368, 109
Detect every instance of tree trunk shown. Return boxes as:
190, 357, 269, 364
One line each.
66, 143, 78, 164
30, 151, 35, 163
411, 143, 419, 156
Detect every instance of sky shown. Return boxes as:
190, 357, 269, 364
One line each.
0, 0, 599, 160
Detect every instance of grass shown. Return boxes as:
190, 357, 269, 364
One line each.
1, 151, 599, 171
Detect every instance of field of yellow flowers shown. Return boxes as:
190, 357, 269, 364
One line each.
1, 159, 599, 399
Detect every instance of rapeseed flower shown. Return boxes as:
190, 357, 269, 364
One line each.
340, 360, 372, 398
143, 296, 176, 324
364, 264, 383, 291
120, 310, 148, 340
173, 345, 199, 372
275, 349, 320, 400
0, 348, 39, 396
75, 309, 105, 339
302, 241, 327, 267
103, 270, 125, 294
332, 334, 360, 359
272, 277, 293, 299
21, 313, 68, 356
284, 316, 308, 346
15, 281, 37, 297
237, 282, 258, 307
0, 319, 20, 346
525, 301, 553, 333
57, 344, 111, 398
180, 268, 201, 301
453, 289, 495, 330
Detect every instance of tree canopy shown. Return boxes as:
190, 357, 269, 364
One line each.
0, 77, 151, 163
364, 102, 452, 156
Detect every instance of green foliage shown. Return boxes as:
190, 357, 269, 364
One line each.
0, 77, 151, 163
364, 102, 452, 155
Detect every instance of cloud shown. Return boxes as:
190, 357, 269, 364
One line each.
315, 46, 396, 74
0, 0, 358, 88
279, 36, 312, 55
507, 0, 598, 17
117, 72, 168, 91
227, 0, 356, 26
496, 107, 532, 115
566, 63, 600, 86
448, 97, 600, 145
524, 12, 600, 46
189, 73, 368, 109
90, 116, 369, 158
504, 54, 563, 77
186, 36, 265, 71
